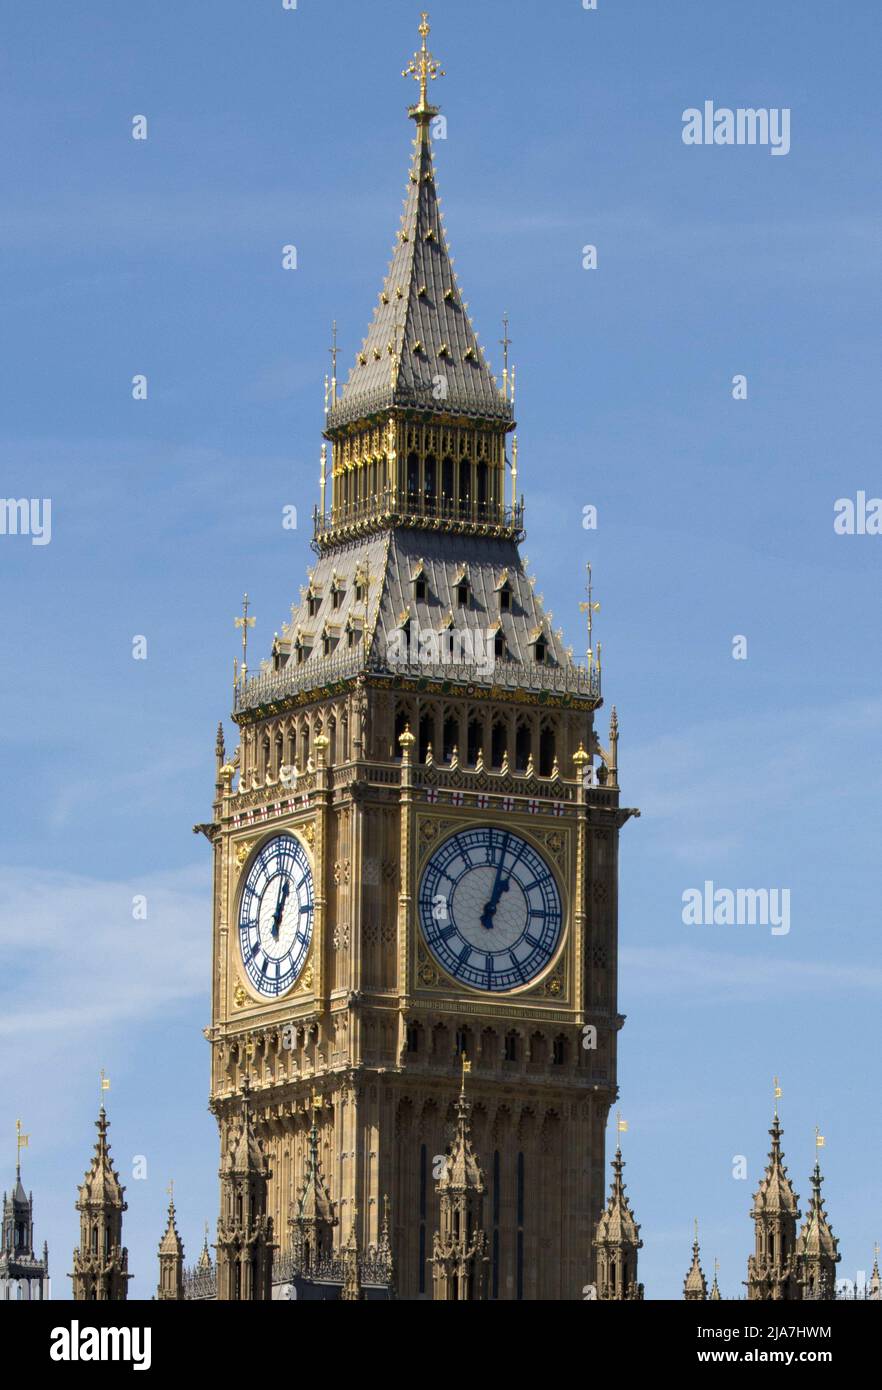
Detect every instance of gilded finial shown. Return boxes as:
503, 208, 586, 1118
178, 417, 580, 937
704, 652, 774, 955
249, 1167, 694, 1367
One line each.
579, 563, 601, 672
234, 594, 256, 686
773, 1075, 782, 1119
460, 1050, 471, 1094
499, 312, 512, 400
402, 13, 445, 120
328, 320, 339, 405
99, 1068, 111, 1109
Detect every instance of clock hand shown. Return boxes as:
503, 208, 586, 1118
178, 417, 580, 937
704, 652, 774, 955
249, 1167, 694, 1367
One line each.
480, 876, 510, 931
480, 834, 510, 930
270, 878, 290, 940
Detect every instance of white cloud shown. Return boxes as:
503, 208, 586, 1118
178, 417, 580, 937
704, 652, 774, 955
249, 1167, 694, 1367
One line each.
0, 863, 208, 1041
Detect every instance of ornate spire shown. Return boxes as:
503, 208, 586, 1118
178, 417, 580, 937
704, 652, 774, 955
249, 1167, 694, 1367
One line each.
683, 1222, 708, 1301
157, 1184, 185, 1301
1, 1119, 49, 1300
432, 1061, 488, 1300
70, 1105, 131, 1301
747, 1112, 802, 1301
868, 1245, 881, 1300
709, 1261, 722, 1300
593, 1145, 644, 1300
290, 1096, 338, 1277
328, 15, 510, 435
797, 1159, 840, 1300
197, 1221, 213, 1271
216, 1080, 275, 1300
340, 1210, 363, 1302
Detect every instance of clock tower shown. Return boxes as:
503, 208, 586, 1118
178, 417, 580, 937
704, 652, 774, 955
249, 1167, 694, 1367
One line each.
202, 13, 637, 1301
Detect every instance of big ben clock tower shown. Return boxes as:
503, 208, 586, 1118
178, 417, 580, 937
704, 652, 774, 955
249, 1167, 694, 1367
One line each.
201, 14, 637, 1301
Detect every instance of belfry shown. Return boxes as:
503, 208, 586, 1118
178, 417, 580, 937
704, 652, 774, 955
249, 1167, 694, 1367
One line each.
198, 12, 635, 1300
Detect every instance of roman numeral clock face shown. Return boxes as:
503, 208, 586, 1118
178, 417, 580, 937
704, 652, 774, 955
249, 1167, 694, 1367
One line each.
418, 828, 563, 992
238, 834, 314, 998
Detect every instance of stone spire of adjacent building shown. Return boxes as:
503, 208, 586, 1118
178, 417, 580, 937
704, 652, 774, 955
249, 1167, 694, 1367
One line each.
868, 1246, 881, 1300
746, 1113, 802, 1300
797, 1158, 840, 1300
683, 1223, 708, 1301
70, 1105, 131, 1301
340, 1211, 363, 1302
157, 1186, 185, 1301
197, 1222, 213, 1271
431, 1060, 488, 1300
216, 1079, 275, 1300
709, 1264, 722, 1301
592, 1146, 644, 1300
290, 1096, 338, 1277
1, 1121, 50, 1300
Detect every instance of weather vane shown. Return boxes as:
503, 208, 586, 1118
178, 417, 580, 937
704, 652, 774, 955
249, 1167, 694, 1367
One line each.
402, 12, 445, 115
235, 594, 256, 685
15, 1119, 29, 1175
329, 321, 339, 404
579, 564, 601, 672
500, 313, 512, 400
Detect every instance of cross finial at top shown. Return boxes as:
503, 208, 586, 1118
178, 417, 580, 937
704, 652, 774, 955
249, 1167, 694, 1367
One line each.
402, 13, 445, 118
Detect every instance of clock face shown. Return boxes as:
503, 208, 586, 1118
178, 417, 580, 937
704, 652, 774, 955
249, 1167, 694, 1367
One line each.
418, 827, 563, 993
238, 834, 314, 998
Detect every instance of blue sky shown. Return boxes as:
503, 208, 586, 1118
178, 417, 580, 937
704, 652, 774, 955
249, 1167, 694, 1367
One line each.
1, 0, 880, 1299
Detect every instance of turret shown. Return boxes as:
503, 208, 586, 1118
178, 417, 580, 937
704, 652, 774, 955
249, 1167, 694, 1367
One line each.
215, 1079, 275, 1300
157, 1187, 185, 1301
431, 1061, 488, 1300
70, 1105, 131, 1301
592, 1146, 644, 1300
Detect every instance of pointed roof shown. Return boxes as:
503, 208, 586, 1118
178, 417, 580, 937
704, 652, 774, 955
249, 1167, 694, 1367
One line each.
328, 16, 511, 432
77, 1106, 125, 1210
439, 1077, 484, 1194
684, 1236, 708, 1299
294, 1116, 336, 1225
868, 1250, 881, 1300
159, 1198, 184, 1259
751, 1115, 800, 1219
594, 1148, 642, 1248
197, 1225, 213, 1271
709, 1267, 722, 1300
798, 1162, 839, 1264
224, 1082, 267, 1176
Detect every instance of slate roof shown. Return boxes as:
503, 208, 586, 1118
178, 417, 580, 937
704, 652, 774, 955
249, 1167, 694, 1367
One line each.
271, 531, 564, 671
327, 120, 512, 430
